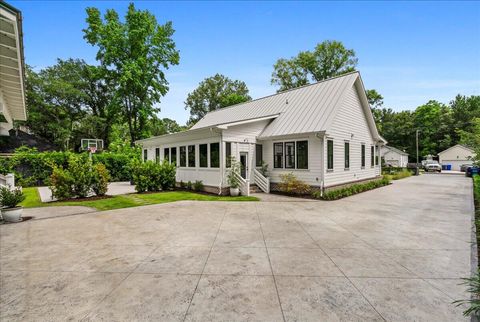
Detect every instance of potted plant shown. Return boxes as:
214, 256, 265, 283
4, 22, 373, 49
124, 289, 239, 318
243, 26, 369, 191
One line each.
227, 157, 241, 196
0, 186, 26, 223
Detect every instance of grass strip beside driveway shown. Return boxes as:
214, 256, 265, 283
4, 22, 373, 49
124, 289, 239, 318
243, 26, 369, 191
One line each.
20, 187, 259, 211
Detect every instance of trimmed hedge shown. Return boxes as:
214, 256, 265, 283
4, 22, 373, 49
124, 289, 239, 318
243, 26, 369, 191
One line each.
313, 177, 391, 200
131, 160, 176, 193
0, 147, 138, 186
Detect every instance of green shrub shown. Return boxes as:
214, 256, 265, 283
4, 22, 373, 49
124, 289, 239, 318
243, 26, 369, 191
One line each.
131, 160, 176, 193
453, 270, 480, 316
186, 181, 193, 190
0, 186, 25, 208
193, 180, 204, 191
227, 157, 241, 188
179, 180, 185, 189
1, 147, 138, 187
317, 177, 390, 200
68, 155, 93, 198
50, 166, 74, 200
278, 173, 310, 195
92, 163, 110, 196
92, 152, 133, 181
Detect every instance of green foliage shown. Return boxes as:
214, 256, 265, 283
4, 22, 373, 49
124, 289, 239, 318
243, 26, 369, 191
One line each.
373, 95, 480, 161
382, 167, 413, 180
50, 166, 74, 200
92, 152, 136, 181
278, 173, 310, 195
131, 160, 176, 193
0, 187, 26, 209
84, 3, 180, 145
259, 161, 269, 177
366, 89, 384, 109
226, 157, 241, 188
317, 177, 390, 200
20, 187, 258, 211
193, 180, 204, 191
92, 163, 110, 196
271, 40, 357, 92
453, 269, 480, 316
2, 148, 136, 186
186, 181, 193, 190
68, 155, 93, 198
185, 74, 251, 125
179, 180, 185, 189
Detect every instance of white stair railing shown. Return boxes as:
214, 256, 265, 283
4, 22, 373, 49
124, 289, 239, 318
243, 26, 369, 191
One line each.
253, 169, 270, 193
0, 173, 14, 190
233, 171, 250, 196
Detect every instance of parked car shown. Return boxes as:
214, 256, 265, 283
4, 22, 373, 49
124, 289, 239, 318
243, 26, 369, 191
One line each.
466, 166, 479, 177
460, 164, 472, 172
424, 161, 442, 173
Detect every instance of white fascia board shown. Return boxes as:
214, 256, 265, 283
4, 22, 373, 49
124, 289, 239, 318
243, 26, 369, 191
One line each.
215, 114, 280, 130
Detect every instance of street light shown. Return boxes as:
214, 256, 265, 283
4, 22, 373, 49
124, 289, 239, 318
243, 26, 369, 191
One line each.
416, 130, 420, 175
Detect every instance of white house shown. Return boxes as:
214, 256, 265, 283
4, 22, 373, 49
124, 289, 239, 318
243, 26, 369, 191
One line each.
136, 72, 386, 195
382, 146, 409, 168
438, 144, 475, 171
0, 2, 27, 136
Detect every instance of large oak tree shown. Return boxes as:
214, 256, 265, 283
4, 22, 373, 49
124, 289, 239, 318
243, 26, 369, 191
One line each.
271, 40, 358, 92
83, 3, 180, 145
185, 74, 251, 125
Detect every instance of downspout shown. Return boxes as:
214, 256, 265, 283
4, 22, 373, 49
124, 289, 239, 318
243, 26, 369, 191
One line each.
315, 132, 326, 197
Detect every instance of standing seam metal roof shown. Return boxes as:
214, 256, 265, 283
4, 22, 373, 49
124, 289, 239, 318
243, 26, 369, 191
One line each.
191, 72, 360, 138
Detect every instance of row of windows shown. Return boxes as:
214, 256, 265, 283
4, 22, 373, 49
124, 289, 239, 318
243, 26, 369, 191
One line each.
145, 143, 220, 168
327, 139, 378, 171
273, 141, 308, 169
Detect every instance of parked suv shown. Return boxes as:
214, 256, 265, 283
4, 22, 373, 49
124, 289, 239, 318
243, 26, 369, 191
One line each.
424, 161, 442, 173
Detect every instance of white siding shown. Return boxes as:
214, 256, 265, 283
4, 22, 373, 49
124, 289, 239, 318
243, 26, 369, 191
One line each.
324, 85, 380, 187
140, 132, 223, 187
222, 120, 270, 143
383, 150, 408, 168
439, 145, 475, 170
259, 134, 323, 186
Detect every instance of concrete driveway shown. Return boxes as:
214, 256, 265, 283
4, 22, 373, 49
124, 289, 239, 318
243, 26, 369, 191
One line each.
0, 174, 473, 321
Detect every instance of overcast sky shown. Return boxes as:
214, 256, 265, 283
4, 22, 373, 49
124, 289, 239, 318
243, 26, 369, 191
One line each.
11, 0, 480, 125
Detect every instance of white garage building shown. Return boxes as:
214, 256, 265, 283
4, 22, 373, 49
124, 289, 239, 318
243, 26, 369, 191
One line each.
381, 146, 409, 168
438, 144, 475, 171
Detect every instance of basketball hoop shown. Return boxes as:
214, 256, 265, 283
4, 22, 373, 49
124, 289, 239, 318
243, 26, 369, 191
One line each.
81, 139, 104, 153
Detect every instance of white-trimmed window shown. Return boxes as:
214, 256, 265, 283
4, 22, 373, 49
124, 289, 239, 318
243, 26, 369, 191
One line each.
344, 141, 350, 170
327, 140, 334, 170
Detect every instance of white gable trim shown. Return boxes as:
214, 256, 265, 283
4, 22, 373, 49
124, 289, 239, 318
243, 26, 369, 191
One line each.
216, 114, 279, 129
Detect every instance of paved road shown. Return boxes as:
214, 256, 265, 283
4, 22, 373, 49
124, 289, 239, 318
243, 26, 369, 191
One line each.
0, 174, 473, 321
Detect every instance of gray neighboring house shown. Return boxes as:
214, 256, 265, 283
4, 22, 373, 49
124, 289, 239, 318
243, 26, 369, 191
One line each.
0, 2, 27, 136
381, 146, 409, 168
137, 72, 386, 195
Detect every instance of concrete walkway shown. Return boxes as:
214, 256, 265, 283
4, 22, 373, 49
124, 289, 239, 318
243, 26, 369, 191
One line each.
0, 174, 473, 321
38, 181, 136, 202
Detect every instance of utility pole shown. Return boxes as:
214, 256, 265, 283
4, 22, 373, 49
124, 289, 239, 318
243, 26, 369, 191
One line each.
416, 130, 420, 175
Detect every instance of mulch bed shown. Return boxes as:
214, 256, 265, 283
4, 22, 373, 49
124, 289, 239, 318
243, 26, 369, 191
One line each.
58, 195, 113, 202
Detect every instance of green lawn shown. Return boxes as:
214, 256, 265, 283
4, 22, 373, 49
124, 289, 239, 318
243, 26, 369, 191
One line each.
20, 187, 259, 211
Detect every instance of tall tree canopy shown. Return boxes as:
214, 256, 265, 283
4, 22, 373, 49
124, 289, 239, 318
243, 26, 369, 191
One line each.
185, 74, 251, 125
83, 3, 180, 145
271, 40, 358, 92
373, 95, 479, 161
25, 59, 119, 150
